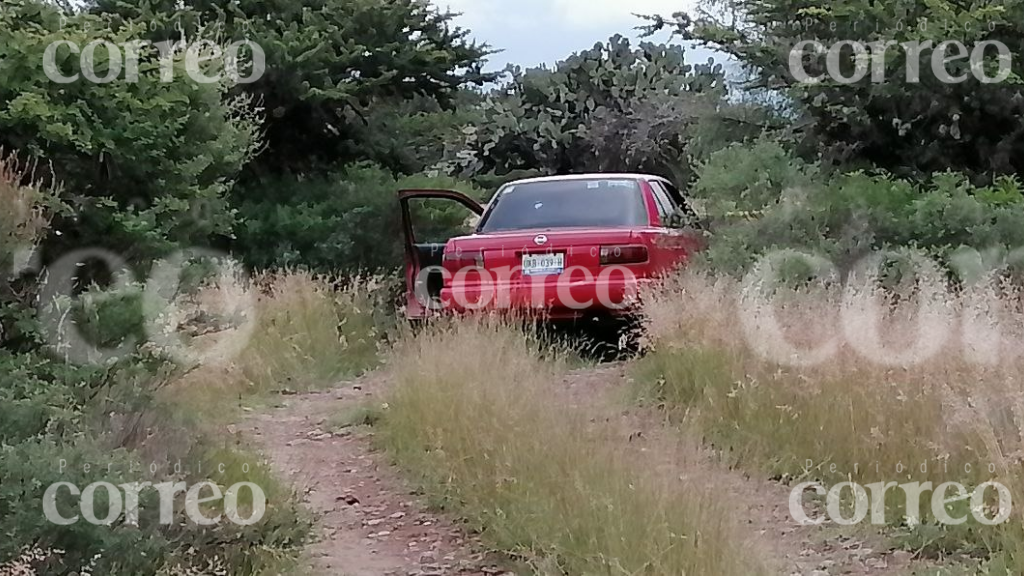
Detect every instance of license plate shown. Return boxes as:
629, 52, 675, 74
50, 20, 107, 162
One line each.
522, 252, 565, 276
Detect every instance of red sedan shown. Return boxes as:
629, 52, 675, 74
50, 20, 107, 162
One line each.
399, 174, 706, 322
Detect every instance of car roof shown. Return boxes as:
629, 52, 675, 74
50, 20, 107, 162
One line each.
503, 173, 666, 186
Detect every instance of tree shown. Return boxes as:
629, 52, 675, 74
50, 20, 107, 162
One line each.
0, 0, 260, 263
446, 35, 769, 184
89, 0, 495, 173
232, 163, 482, 273
645, 0, 1024, 180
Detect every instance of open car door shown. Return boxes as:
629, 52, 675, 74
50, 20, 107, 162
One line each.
399, 189, 485, 320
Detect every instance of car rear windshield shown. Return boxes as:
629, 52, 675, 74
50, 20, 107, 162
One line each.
478, 179, 648, 232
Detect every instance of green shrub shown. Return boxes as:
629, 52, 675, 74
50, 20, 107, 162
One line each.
691, 139, 820, 216
0, 0, 260, 262
234, 163, 484, 274
68, 285, 146, 359
0, 349, 311, 575
0, 152, 309, 576
0, 437, 166, 574
693, 142, 1024, 280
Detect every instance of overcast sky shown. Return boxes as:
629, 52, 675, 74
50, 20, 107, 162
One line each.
437, 0, 717, 70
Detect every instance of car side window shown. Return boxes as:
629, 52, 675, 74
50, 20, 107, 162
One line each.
649, 181, 686, 229
652, 180, 703, 230
648, 182, 674, 224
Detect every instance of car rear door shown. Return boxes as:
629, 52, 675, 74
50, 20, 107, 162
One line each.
646, 179, 707, 273
399, 189, 485, 319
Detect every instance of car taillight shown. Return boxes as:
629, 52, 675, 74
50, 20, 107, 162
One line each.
600, 245, 648, 266
443, 250, 484, 269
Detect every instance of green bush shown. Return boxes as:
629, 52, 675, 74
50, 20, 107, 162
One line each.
447, 35, 761, 181
0, 437, 167, 574
68, 285, 146, 359
693, 141, 1024, 280
234, 163, 484, 274
0, 349, 311, 575
0, 0, 260, 262
0, 133, 308, 576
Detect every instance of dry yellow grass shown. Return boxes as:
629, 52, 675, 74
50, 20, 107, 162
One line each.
233, 272, 385, 390
167, 272, 386, 418
0, 151, 49, 266
636, 270, 1024, 564
378, 319, 769, 575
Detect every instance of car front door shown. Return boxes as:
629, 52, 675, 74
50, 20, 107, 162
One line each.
398, 189, 485, 319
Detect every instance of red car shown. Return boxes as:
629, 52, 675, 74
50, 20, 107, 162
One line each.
399, 174, 706, 323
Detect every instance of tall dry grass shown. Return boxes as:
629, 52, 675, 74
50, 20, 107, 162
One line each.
168, 272, 388, 418
636, 270, 1024, 563
0, 152, 49, 253
378, 320, 769, 575
0, 152, 51, 302
232, 272, 386, 391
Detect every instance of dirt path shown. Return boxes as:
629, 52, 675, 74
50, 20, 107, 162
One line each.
240, 375, 498, 576
557, 364, 925, 576
242, 365, 933, 576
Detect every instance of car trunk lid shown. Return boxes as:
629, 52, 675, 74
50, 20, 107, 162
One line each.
448, 227, 646, 280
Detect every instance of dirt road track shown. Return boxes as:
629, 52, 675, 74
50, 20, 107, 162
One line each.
558, 365, 924, 576
241, 375, 501, 576
243, 366, 930, 576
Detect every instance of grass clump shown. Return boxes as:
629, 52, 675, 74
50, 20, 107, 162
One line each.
168, 272, 390, 418
635, 271, 1024, 567
377, 319, 769, 575
234, 272, 388, 392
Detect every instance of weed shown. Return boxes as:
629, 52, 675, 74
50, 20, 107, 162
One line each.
377, 319, 769, 575
635, 271, 1024, 567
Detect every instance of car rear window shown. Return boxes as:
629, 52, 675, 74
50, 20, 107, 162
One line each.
478, 179, 648, 232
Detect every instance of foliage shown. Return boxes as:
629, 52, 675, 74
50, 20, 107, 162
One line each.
351, 93, 486, 175
692, 141, 1024, 277
88, 0, 494, 174
0, 69, 306, 576
233, 163, 484, 274
0, 344, 311, 575
447, 35, 769, 182
0, 0, 261, 263
645, 0, 1024, 179
0, 151, 62, 351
